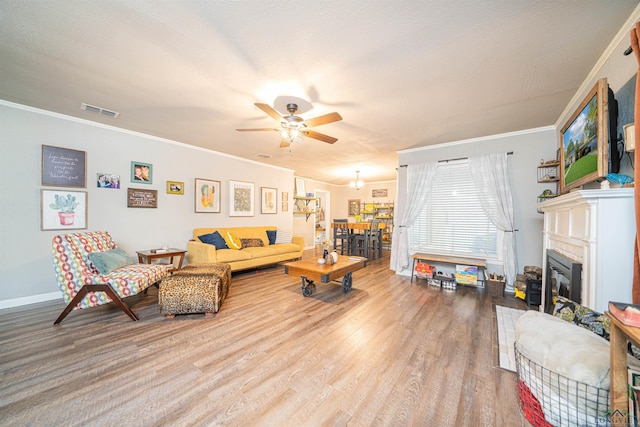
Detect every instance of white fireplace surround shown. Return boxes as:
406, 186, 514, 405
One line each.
538, 188, 635, 313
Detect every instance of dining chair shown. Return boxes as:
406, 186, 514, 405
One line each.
333, 219, 352, 255
352, 219, 382, 260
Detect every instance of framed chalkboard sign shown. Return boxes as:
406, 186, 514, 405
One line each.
41, 145, 86, 188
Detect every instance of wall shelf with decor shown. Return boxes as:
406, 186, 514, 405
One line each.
537, 160, 559, 211
360, 202, 394, 248
293, 196, 317, 221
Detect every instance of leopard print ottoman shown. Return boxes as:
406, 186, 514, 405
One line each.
159, 263, 231, 318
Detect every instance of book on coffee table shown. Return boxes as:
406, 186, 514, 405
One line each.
609, 301, 640, 328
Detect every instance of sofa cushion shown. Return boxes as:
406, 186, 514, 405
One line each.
275, 229, 292, 244
88, 247, 133, 275
198, 231, 229, 250
266, 229, 277, 245
241, 238, 264, 249
224, 232, 242, 250
215, 248, 252, 263
267, 243, 301, 255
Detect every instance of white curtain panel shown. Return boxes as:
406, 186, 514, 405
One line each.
390, 161, 437, 273
469, 153, 518, 292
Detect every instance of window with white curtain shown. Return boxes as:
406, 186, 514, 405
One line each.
409, 159, 499, 258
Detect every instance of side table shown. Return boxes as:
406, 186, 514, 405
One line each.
137, 248, 186, 273
607, 311, 640, 426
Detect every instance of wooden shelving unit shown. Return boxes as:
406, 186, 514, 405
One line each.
360, 202, 394, 248
293, 196, 317, 222
537, 160, 559, 210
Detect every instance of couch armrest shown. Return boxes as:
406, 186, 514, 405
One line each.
292, 235, 305, 255
188, 240, 217, 264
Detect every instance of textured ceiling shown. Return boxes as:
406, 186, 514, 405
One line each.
1, 0, 638, 184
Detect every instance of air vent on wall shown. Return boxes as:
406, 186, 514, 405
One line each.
255, 153, 272, 159
80, 103, 120, 119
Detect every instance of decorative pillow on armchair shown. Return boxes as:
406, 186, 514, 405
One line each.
88, 248, 133, 275
241, 238, 264, 249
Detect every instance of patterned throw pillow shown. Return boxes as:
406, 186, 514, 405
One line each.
240, 238, 264, 249
553, 296, 610, 341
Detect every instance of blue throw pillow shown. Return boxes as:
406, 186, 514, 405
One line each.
198, 231, 229, 250
266, 230, 277, 245
88, 247, 133, 275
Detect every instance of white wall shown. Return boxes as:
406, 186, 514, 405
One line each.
396, 127, 557, 275
0, 102, 296, 306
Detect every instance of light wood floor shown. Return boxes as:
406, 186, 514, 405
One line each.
0, 248, 530, 426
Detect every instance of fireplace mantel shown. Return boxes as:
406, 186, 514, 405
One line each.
538, 188, 635, 313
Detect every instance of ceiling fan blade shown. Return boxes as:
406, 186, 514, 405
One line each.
302, 112, 342, 128
255, 103, 284, 122
304, 130, 338, 144
280, 140, 291, 148
236, 128, 278, 132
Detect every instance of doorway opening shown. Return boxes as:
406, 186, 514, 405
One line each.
314, 189, 331, 244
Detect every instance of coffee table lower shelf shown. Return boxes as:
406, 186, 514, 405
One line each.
284, 257, 367, 297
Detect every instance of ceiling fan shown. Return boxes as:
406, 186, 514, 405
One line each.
236, 103, 342, 147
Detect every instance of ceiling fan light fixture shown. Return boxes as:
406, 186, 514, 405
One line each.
281, 125, 304, 144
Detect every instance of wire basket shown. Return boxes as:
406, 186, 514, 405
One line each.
514, 344, 610, 427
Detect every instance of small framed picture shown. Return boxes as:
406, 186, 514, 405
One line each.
372, 189, 387, 198
230, 180, 254, 217
261, 187, 277, 214
195, 178, 221, 213
131, 161, 152, 184
282, 191, 289, 212
295, 177, 306, 197
127, 188, 158, 208
41, 190, 88, 230
348, 199, 361, 216
166, 181, 184, 195
97, 173, 120, 189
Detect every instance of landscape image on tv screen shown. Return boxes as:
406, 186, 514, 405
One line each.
562, 93, 598, 187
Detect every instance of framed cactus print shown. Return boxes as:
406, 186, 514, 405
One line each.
41, 190, 87, 230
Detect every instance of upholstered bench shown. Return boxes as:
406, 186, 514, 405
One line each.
159, 263, 231, 318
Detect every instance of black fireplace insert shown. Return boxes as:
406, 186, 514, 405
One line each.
544, 249, 582, 313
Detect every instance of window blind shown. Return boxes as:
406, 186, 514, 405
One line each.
409, 160, 498, 257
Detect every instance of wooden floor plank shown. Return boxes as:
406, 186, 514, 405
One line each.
0, 248, 530, 426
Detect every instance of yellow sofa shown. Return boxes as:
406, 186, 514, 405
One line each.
188, 226, 304, 272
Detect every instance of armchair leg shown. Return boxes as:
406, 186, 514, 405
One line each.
54, 284, 139, 325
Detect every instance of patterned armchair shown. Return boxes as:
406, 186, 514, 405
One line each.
52, 231, 169, 324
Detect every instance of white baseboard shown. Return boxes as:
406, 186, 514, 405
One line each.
0, 292, 61, 310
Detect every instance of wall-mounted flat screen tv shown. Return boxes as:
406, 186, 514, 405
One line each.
559, 77, 618, 194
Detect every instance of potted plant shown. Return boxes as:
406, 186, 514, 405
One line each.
49, 193, 79, 225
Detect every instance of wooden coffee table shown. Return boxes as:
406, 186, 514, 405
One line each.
284, 256, 367, 297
